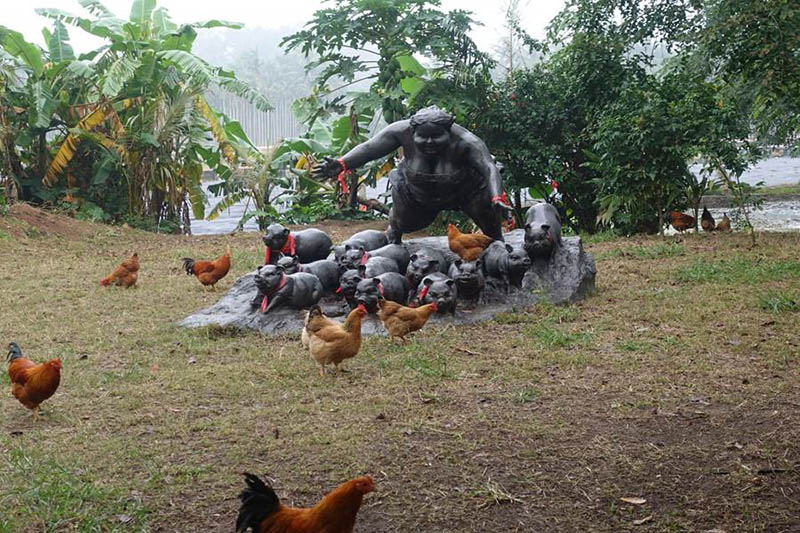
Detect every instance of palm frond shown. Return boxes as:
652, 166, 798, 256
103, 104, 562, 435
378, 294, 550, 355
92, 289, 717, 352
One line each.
193, 95, 234, 163
44, 104, 116, 185
101, 56, 140, 98
217, 77, 272, 112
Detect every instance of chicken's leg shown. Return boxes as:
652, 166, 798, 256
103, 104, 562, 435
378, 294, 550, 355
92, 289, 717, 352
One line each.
317, 363, 326, 377
32, 406, 39, 422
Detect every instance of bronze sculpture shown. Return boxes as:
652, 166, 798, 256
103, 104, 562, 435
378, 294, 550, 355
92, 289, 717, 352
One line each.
313, 106, 511, 243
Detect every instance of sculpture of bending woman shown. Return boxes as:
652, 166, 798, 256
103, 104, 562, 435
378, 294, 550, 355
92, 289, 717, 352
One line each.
313, 106, 510, 243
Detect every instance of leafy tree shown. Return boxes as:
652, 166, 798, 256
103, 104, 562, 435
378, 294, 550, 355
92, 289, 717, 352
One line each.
589, 56, 760, 235
588, 71, 691, 234
479, 33, 636, 231
280, 0, 494, 211
699, 0, 800, 144
0, 0, 268, 232
282, 0, 493, 127
550, 0, 800, 145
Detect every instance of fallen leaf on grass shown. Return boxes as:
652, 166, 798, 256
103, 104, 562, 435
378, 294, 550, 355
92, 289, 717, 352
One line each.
621, 497, 647, 505
633, 515, 652, 525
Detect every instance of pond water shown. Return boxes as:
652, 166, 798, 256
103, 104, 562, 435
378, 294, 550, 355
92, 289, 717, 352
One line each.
707, 202, 800, 233
739, 156, 800, 187
190, 156, 800, 235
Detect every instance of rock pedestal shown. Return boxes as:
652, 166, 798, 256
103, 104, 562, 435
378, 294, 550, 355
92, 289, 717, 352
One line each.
521, 236, 597, 304
179, 229, 596, 335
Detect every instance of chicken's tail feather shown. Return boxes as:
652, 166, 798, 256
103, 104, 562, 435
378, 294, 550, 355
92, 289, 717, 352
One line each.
236, 472, 280, 532
182, 258, 195, 275
7, 342, 23, 362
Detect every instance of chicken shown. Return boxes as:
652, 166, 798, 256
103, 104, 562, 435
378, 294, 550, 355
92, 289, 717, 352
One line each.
377, 299, 437, 343
100, 252, 139, 288
7, 342, 61, 420
447, 223, 494, 261
701, 205, 715, 232
304, 305, 368, 376
236, 472, 374, 533
301, 305, 339, 351
666, 211, 695, 233
716, 212, 732, 232
182, 247, 231, 291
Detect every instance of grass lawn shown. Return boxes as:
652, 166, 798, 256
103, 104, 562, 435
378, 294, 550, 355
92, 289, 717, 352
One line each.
1, 204, 799, 532
755, 182, 800, 196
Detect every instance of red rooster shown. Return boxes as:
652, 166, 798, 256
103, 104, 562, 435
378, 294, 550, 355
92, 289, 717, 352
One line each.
237, 473, 374, 533
7, 342, 61, 420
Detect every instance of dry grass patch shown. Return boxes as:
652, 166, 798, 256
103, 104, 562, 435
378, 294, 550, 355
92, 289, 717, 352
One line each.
1, 210, 799, 532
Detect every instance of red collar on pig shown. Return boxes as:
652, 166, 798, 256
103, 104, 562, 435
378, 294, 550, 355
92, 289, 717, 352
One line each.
264, 234, 296, 265
409, 284, 429, 307
259, 274, 287, 312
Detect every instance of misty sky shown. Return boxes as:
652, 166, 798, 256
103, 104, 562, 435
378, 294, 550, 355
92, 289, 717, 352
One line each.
6, 0, 566, 56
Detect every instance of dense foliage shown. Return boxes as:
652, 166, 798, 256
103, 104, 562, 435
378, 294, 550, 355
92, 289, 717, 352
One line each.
275, 0, 493, 212
477, 0, 796, 234
479, 33, 636, 231
0, 0, 268, 232
2, 0, 797, 236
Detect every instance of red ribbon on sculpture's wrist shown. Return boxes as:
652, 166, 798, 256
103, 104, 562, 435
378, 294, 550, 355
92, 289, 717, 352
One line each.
494, 192, 516, 230
492, 193, 510, 205
336, 158, 351, 195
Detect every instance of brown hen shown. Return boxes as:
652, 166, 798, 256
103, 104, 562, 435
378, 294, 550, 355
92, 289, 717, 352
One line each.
100, 252, 139, 288
377, 299, 437, 342
304, 305, 367, 376
666, 211, 695, 233
447, 224, 494, 261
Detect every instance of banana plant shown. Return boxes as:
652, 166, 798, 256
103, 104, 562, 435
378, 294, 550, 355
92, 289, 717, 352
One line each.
0, 0, 270, 232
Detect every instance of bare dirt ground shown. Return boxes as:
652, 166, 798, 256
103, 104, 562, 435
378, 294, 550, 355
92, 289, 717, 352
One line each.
1, 206, 798, 532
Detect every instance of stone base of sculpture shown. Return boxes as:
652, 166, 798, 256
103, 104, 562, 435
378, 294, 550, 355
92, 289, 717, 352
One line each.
179, 229, 596, 336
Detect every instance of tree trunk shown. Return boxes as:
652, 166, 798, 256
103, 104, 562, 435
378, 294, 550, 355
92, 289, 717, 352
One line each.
357, 195, 389, 215
348, 172, 359, 208
715, 160, 756, 246
513, 188, 522, 227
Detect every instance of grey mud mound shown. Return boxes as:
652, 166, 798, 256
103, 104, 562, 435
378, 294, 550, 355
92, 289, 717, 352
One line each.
179, 230, 596, 335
